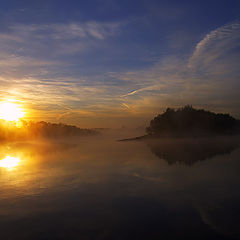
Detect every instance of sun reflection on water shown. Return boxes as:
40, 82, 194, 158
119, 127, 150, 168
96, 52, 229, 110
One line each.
0, 156, 20, 170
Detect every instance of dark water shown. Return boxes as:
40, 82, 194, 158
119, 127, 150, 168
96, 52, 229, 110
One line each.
0, 135, 240, 240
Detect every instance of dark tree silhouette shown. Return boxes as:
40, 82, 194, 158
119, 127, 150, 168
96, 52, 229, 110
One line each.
0, 120, 98, 142
25, 121, 98, 138
146, 105, 239, 137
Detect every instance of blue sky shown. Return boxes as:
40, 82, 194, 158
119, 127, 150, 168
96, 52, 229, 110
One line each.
0, 0, 240, 127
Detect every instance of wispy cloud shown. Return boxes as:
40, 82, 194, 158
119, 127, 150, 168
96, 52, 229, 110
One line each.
0, 20, 126, 123
111, 21, 240, 117
0, 20, 239, 125
8, 21, 121, 40
0, 21, 122, 57
189, 21, 240, 67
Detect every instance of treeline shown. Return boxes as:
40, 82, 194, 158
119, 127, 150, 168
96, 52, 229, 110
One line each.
146, 105, 240, 137
25, 121, 98, 138
0, 120, 98, 141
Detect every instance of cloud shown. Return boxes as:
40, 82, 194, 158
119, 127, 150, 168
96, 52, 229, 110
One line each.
0, 20, 239, 125
8, 21, 121, 41
108, 21, 240, 117
0, 21, 122, 59
0, 20, 127, 123
189, 21, 240, 71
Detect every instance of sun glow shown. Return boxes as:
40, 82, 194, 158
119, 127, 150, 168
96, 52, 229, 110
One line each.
0, 102, 25, 121
0, 156, 20, 170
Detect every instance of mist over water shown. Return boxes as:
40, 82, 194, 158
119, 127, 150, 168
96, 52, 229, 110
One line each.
0, 131, 240, 240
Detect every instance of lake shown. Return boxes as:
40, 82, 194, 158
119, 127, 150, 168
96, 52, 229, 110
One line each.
0, 133, 239, 240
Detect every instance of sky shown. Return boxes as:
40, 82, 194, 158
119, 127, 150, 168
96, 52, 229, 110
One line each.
0, 0, 240, 127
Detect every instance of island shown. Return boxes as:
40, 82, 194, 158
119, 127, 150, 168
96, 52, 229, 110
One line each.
120, 105, 240, 141
119, 106, 240, 165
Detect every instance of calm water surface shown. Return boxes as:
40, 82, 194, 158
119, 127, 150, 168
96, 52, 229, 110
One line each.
0, 135, 240, 240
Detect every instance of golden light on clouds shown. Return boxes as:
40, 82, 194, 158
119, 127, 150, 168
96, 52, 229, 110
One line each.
0, 101, 25, 121
0, 156, 20, 170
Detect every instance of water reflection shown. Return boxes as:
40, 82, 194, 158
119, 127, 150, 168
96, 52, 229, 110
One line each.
147, 136, 240, 165
0, 156, 20, 170
0, 137, 239, 239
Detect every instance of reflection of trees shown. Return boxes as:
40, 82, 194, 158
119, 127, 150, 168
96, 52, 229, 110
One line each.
147, 137, 239, 165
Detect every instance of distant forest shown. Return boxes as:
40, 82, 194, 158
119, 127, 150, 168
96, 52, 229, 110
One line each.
0, 121, 98, 141
146, 105, 240, 137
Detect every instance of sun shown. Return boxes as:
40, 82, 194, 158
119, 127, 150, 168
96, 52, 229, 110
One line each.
0, 102, 25, 121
